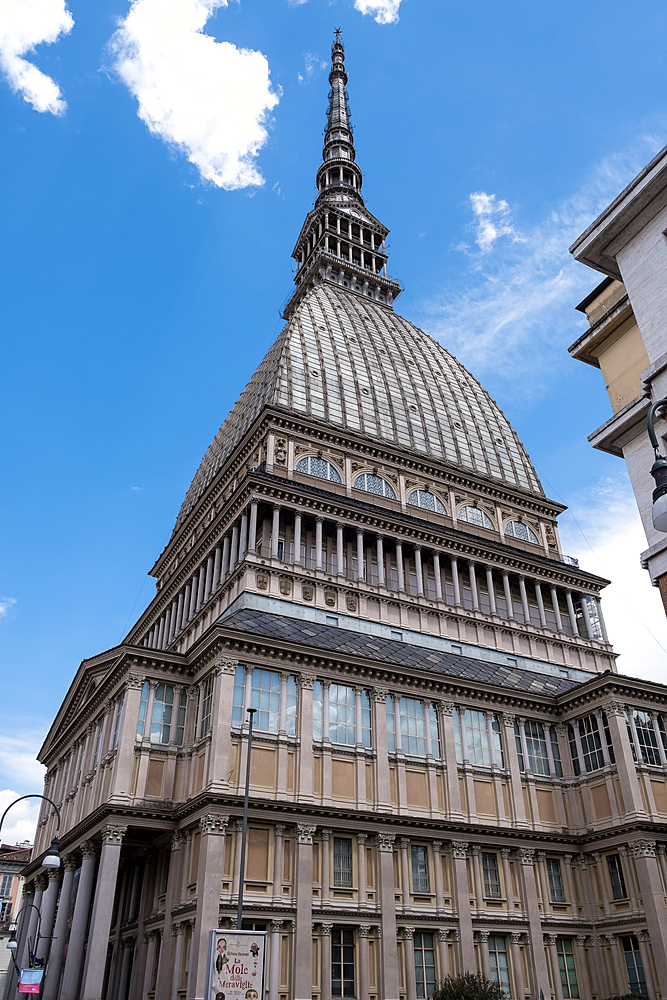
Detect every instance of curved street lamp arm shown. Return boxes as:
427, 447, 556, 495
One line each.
647, 397, 667, 456
0, 794, 61, 836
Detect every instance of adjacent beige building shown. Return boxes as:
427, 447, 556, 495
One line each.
569, 145, 667, 612
12, 36, 667, 1000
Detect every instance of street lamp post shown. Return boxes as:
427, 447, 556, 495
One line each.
7, 903, 43, 972
647, 397, 667, 531
236, 707, 257, 931
0, 794, 62, 868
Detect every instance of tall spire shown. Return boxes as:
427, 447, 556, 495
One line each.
283, 32, 401, 319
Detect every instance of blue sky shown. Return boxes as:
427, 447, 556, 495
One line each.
2, 0, 667, 840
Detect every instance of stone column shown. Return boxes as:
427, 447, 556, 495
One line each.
43, 857, 77, 1000
81, 824, 127, 1000
372, 687, 392, 812
550, 586, 564, 632
269, 920, 283, 1000
170, 924, 186, 1000
485, 567, 497, 615
59, 842, 98, 1000
21, 874, 46, 970
604, 700, 645, 816
196, 566, 206, 609
117, 937, 135, 1000
294, 824, 316, 1000
320, 829, 331, 907
565, 590, 577, 634
402, 926, 417, 1000
377, 834, 400, 1000
247, 500, 259, 555
580, 594, 594, 638
451, 557, 462, 606
468, 562, 480, 610
433, 552, 443, 601
517, 851, 551, 998
356, 528, 365, 581
377, 536, 386, 586
187, 813, 229, 1000
358, 925, 370, 1000
501, 712, 527, 827
297, 673, 315, 801
574, 936, 592, 1000
510, 933, 524, 1000
142, 932, 156, 1000
546, 935, 564, 1000
154, 832, 185, 998
272, 824, 286, 904
187, 572, 199, 619
438, 701, 462, 817
212, 545, 223, 590
109, 672, 144, 803
209, 657, 238, 790
396, 541, 405, 592
430, 841, 445, 914
357, 834, 368, 909
478, 931, 491, 979
271, 506, 281, 558
414, 546, 424, 596
230, 523, 240, 568
534, 581, 547, 627
470, 846, 484, 913
518, 577, 530, 624
335, 522, 344, 576
502, 571, 514, 619
501, 849, 513, 908
450, 841, 475, 972
315, 517, 324, 570
631, 840, 667, 987
437, 929, 449, 979
320, 923, 333, 1000
221, 533, 231, 580
400, 838, 412, 909
35, 868, 60, 967
204, 553, 215, 601
636, 930, 657, 999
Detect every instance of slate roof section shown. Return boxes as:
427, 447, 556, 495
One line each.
220, 607, 579, 697
175, 283, 544, 530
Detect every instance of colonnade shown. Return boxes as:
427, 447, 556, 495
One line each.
144, 501, 608, 650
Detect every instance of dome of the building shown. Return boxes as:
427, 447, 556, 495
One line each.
175, 282, 543, 530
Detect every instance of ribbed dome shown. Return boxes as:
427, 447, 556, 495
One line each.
174, 284, 543, 530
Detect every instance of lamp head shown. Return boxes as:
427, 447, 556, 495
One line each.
42, 836, 60, 869
651, 456, 667, 532
7, 936, 17, 951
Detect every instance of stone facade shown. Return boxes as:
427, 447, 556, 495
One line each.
11, 36, 667, 1000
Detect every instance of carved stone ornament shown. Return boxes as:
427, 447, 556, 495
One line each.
632, 840, 656, 858
297, 823, 317, 844
324, 591, 336, 607
437, 929, 449, 942
303, 585, 314, 601
372, 687, 388, 703
402, 926, 415, 941
80, 840, 98, 860
171, 831, 184, 851
280, 579, 292, 596
450, 841, 469, 860
126, 672, 145, 690
546, 934, 558, 947
510, 932, 522, 945
274, 439, 287, 466
432, 841, 442, 853
297, 673, 316, 690
320, 923, 333, 936
477, 931, 489, 943
214, 654, 239, 675
602, 700, 626, 718
517, 848, 535, 865
501, 712, 515, 725
439, 700, 454, 716
200, 813, 229, 836
357, 833, 368, 845
575, 936, 587, 948
320, 829, 332, 842
62, 854, 79, 872
376, 833, 396, 853
358, 925, 371, 938
255, 573, 269, 590
102, 824, 127, 846
346, 597, 358, 612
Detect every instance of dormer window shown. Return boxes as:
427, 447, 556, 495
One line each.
296, 456, 342, 483
505, 520, 539, 544
354, 473, 396, 499
458, 505, 494, 530
408, 489, 446, 514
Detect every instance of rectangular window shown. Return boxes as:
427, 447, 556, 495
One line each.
386, 695, 396, 752
330, 685, 356, 745
151, 684, 174, 744
251, 669, 281, 733
550, 727, 563, 776
607, 854, 627, 900
333, 838, 353, 888
285, 676, 297, 737
413, 932, 436, 999
0, 874, 12, 897
198, 676, 213, 739
629, 710, 662, 766
411, 845, 430, 893
428, 704, 441, 758
556, 939, 579, 998
401, 698, 426, 756
579, 715, 605, 772
482, 852, 502, 898
567, 723, 580, 776
546, 859, 566, 902
113, 697, 123, 747
621, 935, 648, 996
137, 681, 149, 740
176, 689, 187, 746
331, 928, 355, 998
524, 720, 550, 775
92, 722, 103, 767
313, 680, 323, 740
454, 708, 504, 767
488, 936, 510, 995
361, 690, 372, 748
232, 664, 245, 726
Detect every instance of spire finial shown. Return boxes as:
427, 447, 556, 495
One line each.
334, 27, 342, 42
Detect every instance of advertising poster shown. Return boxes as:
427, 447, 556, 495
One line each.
205, 929, 267, 1000
18, 970, 44, 994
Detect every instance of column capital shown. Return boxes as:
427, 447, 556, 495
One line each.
510, 932, 522, 945
501, 711, 515, 725
102, 824, 127, 846
320, 828, 332, 842
271, 919, 283, 933
546, 934, 558, 946
358, 924, 371, 937
432, 841, 442, 853
275, 824, 286, 837
501, 848, 511, 861
401, 926, 415, 940
213, 653, 240, 674
173, 922, 187, 937
437, 929, 449, 942
376, 833, 395, 853
297, 672, 316, 690
357, 833, 368, 845
34, 873, 48, 892
400, 837, 411, 849
535, 851, 546, 863
517, 848, 534, 865
436, 699, 454, 716
200, 813, 229, 836
602, 699, 626, 718
371, 686, 388, 703
562, 854, 572, 866
450, 841, 468, 859
171, 831, 184, 852
575, 935, 588, 948
62, 854, 79, 872
632, 839, 657, 858
80, 839, 98, 859
320, 922, 333, 936
296, 823, 317, 844
477, 930, 489, 943
126, 672, 145, 690
47, 867, 62, 883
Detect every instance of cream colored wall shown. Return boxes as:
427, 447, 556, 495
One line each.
596, 317, 649, 413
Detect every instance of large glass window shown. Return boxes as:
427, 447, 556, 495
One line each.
199, 677, 213, 739
568, 715, 608, 775
151, 684, 174, 744
333, 837, 353, 888
488, 936, 510, 995
296, 456, 342, 483
233, 666, 297, 736
607, 854, 627, 900
0, 875, 12, 897
482, 853, 502, 898
408, 490, 446, 515
504, 520, 539, 544
547, 859, 566, 902
331, 928, 355, 998
621, 935, 648, 996
454, 708, 503, 767
353, 473, 396, 499
386, 695, 396, 752
411, 846, 430, 892
137, 682, 149, 740
413, 932, 436, 999
458, 505, 494, 530
329, 684, 356, 745
176, 689, 187, 746
113, 697, 123, 747
556, 939, 579, 999
232, 664, 245, 726
401, 698, 426, 756
627, 709, 662, 766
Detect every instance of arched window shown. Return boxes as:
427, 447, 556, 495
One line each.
354, 473, 396, 499
408, 489, 446, 515
505, 520, 539, 544
296, 456, 342, 483
458, 505, 494, 530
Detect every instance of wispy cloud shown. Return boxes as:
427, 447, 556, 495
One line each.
559, 475, 667, 685
0, 0, 73, 114
109, 0, 280, 190
0, 789, 40, 847
0, 729, 47, 792
354, 0, 402, 24
297, 52, 327, 84
0, 597, 17, 618
425, 135, 664, 383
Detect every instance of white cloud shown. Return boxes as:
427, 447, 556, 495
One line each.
0, 0, 73, 114
0, 789, 40, 848
559, 476, 667, 685
109, 0, 280, 190
425, 135, 664, 383
354, 0, 402, 24
0, 730, 47, 791
0, 597, 17, 618
298, 52, 327, 84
